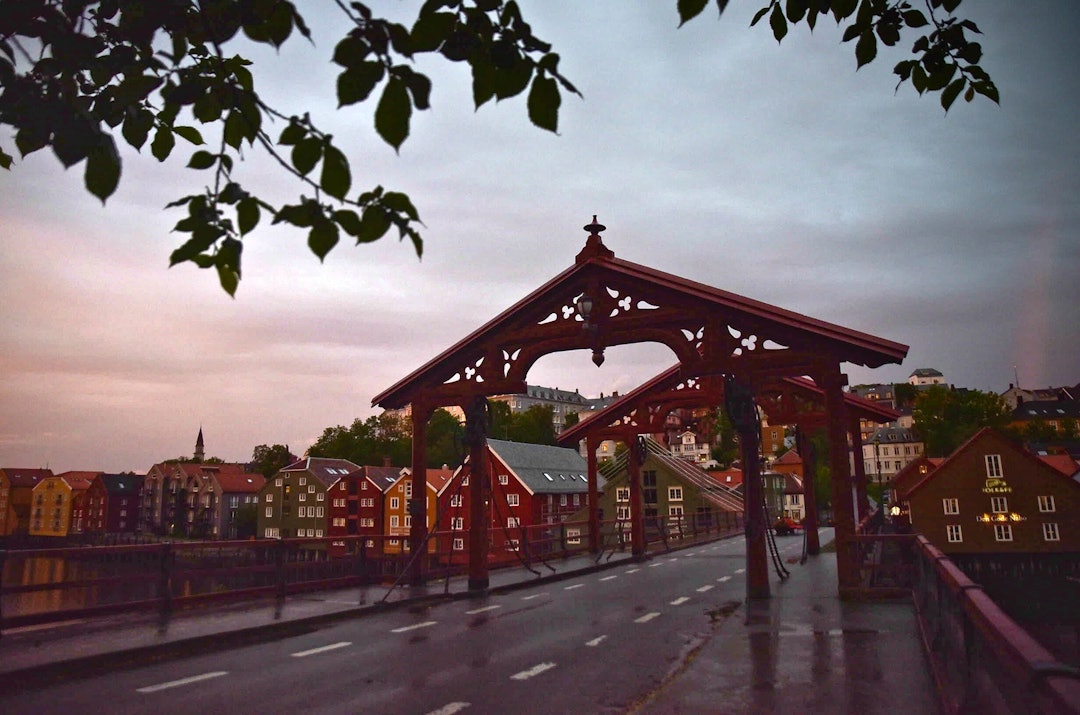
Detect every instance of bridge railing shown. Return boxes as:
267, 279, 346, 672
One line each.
912, 536, 1080, 715
0, 515, 745, 632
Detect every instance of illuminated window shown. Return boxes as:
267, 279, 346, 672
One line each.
984, 454, 1003, 478
566, 528, 581, 545
946, 524, 963, 543
616, 506, 630, 520
993, 524, 1013, 542
668, 487, 683, 501
942, 498, 959, 515
1037, 495, 1055, 513
1042, 523, 1059, 541
616, 487, 630, 502
990, 496, 1008, 514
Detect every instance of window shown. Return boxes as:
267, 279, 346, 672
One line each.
669, 505, 683, 517
390, 515, 399, 527
990, 496, 1008, 513
498, 474, 509, 485
299, 506, 307, 517
558, 494, 566, 507
265, 507, 272, 517
668, 487, 683, 501
1038, 495, 1056, 513
566, 528, 581, 545
790, 494, 802, 506
1042, 523, 1060, 542
453, 538, 464, 551
405, 483, 412, 497
275, 478, 282, 486
317, 507, 324, 517
317, 492, 325, 501
361, 481, 367, 490
946, 524, 963, 543
299, 493, 306, 502
266, 493, 273, 503
616, 506, 631, 520
361, 498, 374, 508
572, 494, 580, 506
299, 477, 307, 485
985, 454, 1003, 478
340, 482, 346, 491
308, 485, 315, 493
894, 461, 902, 471
942, 498, 959, 515
616, 487, 630, 502
450, 494, 463, 507
993, 524, 1013, 542
360, 518, 374, 527
508, 494, 520, 507
264, 527, 279, 538
390, 497, 399, 510
462, 476, 469, 486
507, 517, 519, 528
452, 517, 464, 530
404, 515, 412, 527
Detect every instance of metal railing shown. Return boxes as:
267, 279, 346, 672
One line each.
0, 515, 744, 632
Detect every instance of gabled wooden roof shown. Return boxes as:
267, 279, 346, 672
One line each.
373, 222, 907, 411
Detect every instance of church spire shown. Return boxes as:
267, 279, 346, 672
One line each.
194, 427, 205, 462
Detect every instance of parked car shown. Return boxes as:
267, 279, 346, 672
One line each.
773, 516, 802, 536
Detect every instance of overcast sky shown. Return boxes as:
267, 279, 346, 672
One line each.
2, 2, 1077, 473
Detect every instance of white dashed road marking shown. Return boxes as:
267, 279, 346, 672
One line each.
522, 594, 543, 600
599, 575, 618, 582
717, 576, 732, 583
734, 568, 746, 574
670, 596, 690, 605
511, 662, 557, 681
635, 612, 661, 623
585, 635, 607, 647
465, 605, 501, 615
291, 641, 351, 658
696, 585, 714, 593
426, 702, 470, 715
564, 583, 584, 591
391, 621, 437, 633
137, 672, 228, 693
625, 568, 641, 574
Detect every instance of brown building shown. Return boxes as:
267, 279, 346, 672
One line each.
0, 468, 54, 536
899, 429, 1080, 554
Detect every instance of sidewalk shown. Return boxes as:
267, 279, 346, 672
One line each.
1, 535, 939, 714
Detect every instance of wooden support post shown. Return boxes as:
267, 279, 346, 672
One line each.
740, 420, 770, 599
407, 405, 431, 586
849, 415, 870, 521
586, 435, 600, 553
628, 436, 646, 558
817, 365, 859, 595
795, 425, 821, 555
465, 396, 490, 592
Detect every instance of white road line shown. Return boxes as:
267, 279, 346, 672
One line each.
670, 596, 691, 605
648, 562, 663, 567
291, 641, 351, 658
734, 568, 746, 574
599, 575, 618, 582
521, 593, 544, 600
510, 662, 557, 681
625, 568, 641, 574
391, 621, 437, 633
564, 583, 584, 590
635, 612, 661, 623
426, 702, 470, 715
464, 605, 501, 615
717, 575, 732, 583
585, 635, 607, 647
696, 585, 714, 593
137, 671, 228, 693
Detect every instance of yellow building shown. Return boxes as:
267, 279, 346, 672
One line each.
383, 468, 452, 555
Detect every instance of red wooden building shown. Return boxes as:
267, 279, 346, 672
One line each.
86, 473, 143, 534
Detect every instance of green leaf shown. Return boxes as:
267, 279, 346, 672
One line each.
279, 121, 306, 146
357, 206, 392, 243
493, 59, 533, 100
121, 110, 154, 150
215, 238, 242, 297
173, 125, 205, 145
337, 62, 385, 107
308, 220, 340, 261
902, 10, 929, 28
972, 80, 999, 104
320, 145, 352, 199
677, 0, 709, 26
750, 5, 770, 27
375, 78, 411, 150
527, 75, 559, 132
188, 150, 216, 170
85, 135, 121, 203
237, 196, 260, 236
0, 146, 12, 169
472, 59, 496, 108
785, 0, 807, 23
769, 4, 788, 42
940, 78, 965, 112
411, 11, 456, 52
333, 209, 364, 237
382, 191, 421, 222
855, 31, 877, 69
291, 137, 323, 176
942, 0, 960, 13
